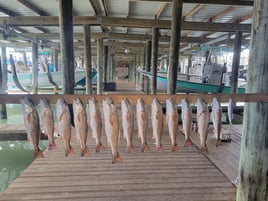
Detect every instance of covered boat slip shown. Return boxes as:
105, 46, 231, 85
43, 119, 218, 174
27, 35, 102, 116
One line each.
0, 125, 237, 201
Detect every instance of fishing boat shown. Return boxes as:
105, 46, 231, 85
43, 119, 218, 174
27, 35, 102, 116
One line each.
7, 70, 97, 90
138, 68, 246, 94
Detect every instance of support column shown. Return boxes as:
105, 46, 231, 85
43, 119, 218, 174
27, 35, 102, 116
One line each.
145, 40, 152, 94
22, 51, 27, 67
151, 27, 159, 95
104, 45, 109, 84
83, 24, 92, 94
59, 0, 74, 94
231, 31, 242, 94
236, 0, 268, 200
53, 48, 59, 72
0, 47, 7, 119
32, 42, 38, 94
97, 38, 103, 94
167, 0, 183, 94
187, 54, 192, 80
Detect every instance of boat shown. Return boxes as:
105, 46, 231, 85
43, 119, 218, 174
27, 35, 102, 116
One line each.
7, 70, 97, 90
138, 69, 245, 94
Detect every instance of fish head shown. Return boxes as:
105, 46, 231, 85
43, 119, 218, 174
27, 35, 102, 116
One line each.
212, 97, 221, 111
73, 98, 84, 113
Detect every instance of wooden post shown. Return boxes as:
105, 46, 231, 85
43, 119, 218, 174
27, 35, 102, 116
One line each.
22, 51, 27, 67
32, 42, 38, 94
187, 54, 192, 80
104, 45, 109, 84
59, 0, 74, 94
0, 47, 7, 119
83, 24, 92, 95
231, 31, 242, 94
145, 40, 152, 94
236, 0, 268, 200
151, 27, 159, 95
167, 0, 183, 94
53, 48, 59, 72
97, 38, 103, 94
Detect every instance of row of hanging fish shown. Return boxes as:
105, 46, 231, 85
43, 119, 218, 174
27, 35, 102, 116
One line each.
21, 95, 233, 163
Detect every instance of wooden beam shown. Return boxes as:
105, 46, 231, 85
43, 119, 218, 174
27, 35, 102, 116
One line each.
0, 93, 267, 104
17, 0, 48, 16
59, 0, 75, 94
210, 6, 237, 22
230, 31, 242, 94
184, 4, 204, 21
0, 16, 252, 32
132, 0, 253, 6
151, 27, 159, 95
168, 0, 183, 94
83, 24, 92, 94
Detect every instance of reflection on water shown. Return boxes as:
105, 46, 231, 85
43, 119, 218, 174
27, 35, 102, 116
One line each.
0, 140, 48, 193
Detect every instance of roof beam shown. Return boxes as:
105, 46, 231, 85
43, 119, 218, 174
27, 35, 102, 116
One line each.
210, 5, 237, 22
17, 0, 48, 16
0, 16, 251, 32
184, 4, 204, 21
132, 0, 253, 6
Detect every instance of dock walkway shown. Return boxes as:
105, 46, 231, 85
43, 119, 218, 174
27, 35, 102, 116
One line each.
0, 80, 240, 201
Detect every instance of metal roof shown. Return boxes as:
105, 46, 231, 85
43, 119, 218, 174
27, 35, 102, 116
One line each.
0, 0, 254, 61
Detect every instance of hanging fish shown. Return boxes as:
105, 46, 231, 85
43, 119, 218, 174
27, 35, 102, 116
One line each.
211, 97, 222, 146
73, 98, 90, 157
88, 97, 104, 152
166, 97, 179, 152
39, 98, 56, 150
181, 98, 194, 147
151, 98, 164, 152
196, 98, 209, 154
103, 97, 122, 164
56, 98, 75, 157
136, 98, 150, 152
121, 98, 135, 153
21, 96, 44, 159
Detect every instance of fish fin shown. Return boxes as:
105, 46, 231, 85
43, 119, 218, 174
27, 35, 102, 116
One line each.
216, 139, 222, 147
200, 146, 209, 154
126, 145, 136, 153
141, 143, 150, 152
184, 139, 194, 147
109, 119, 113, 126
156, 145, 164, 153
96, 144, 105, 152
34, 151, 44, 159
81, 148, 90, 157
171, 144, 179, 152
112, 153, 123, 164
48, 143, 57, 150
65, 148, 75, 157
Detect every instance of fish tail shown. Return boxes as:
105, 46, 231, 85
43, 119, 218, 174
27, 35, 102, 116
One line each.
171, 144, 179, 152
112, 153, 123, 164
216, 139, 222, 147
126, 144, 136, 153
156, 145, 164, 153
81, 147, 91, 157
200, 146, 209, 154
141, 143, 150, 152
96, 143, 105, 152
34, 151, 44, 159
48, 143, 57, 150
184, 138, 194, 147
65, 147, 75, 157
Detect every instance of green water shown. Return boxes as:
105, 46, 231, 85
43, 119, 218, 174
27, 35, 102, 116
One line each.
0, 140, 48, 193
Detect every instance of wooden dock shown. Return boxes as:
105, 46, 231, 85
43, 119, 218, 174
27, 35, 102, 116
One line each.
0, 80, 241, 201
